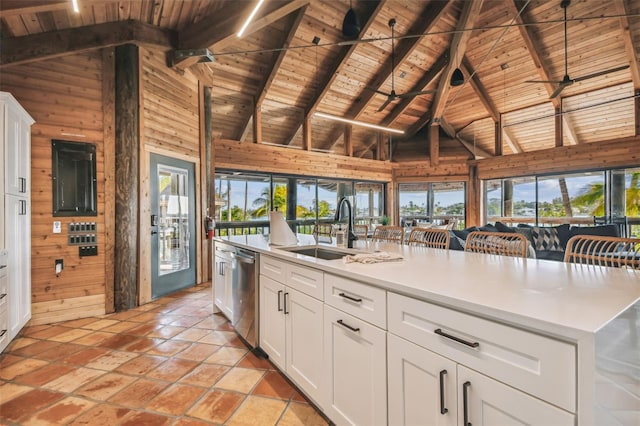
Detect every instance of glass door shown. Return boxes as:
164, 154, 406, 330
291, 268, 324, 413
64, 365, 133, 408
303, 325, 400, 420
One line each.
150, 153, 196, 298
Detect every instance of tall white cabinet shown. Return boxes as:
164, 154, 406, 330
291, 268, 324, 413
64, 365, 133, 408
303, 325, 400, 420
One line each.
0, 91, 34, 352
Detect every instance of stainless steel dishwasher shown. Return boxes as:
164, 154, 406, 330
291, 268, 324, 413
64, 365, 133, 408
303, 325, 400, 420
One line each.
230, 248, 260, 349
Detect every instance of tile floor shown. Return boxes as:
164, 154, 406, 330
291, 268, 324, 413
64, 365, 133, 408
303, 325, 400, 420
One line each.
0, 283, 330, 426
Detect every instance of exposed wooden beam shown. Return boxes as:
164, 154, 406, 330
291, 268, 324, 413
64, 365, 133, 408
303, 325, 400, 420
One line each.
495, 120, 502, 156
440, 118, 493, 159
236, 7, 307, 141
344, 125, 353, 157
0, 0, 120, 17
614, 0, 640, 88
430, 0, 484, 124
323, 1, 449, 151
430, 125, 440, 166
179, 0, 309, 52
1, 20, 175, 67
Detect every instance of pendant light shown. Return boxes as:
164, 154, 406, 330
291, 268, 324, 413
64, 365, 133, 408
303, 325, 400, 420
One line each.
342, 0, 360, 38
450, 68, 464, 86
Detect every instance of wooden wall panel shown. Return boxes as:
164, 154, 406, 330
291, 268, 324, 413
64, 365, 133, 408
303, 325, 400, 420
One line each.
0, 51, 108, 324
214, 138, 393, 182
474, 136, 640, 180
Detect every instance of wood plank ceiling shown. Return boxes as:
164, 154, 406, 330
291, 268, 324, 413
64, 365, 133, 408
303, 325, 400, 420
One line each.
1, 0, 639, 161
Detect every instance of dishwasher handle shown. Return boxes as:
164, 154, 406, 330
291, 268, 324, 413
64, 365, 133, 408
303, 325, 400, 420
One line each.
231, 252, 255, 264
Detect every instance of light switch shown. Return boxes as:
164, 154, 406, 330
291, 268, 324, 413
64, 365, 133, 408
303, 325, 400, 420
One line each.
53, 221, 62, 233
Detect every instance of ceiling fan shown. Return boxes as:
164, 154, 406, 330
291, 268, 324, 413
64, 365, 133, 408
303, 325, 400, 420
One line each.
374, 18, 436, 112
526, 0, 629, 99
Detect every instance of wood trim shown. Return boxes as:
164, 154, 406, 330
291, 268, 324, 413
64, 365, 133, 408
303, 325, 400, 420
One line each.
102, 47, 116, 314
199, 82, 210, 282
473, 135, 640, 180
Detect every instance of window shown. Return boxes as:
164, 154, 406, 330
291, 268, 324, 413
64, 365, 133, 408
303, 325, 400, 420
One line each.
398, 182, 466, 228
355, 182, 383, 223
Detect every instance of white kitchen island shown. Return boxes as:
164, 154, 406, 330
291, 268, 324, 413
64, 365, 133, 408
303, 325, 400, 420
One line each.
214, 234, 640, 426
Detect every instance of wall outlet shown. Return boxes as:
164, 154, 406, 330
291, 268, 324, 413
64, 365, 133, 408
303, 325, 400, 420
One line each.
55, 259, 63, 275
53, 221, 62, 233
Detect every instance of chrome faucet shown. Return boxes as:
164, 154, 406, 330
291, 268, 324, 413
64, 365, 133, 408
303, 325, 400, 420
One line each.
335, 196, 357, 248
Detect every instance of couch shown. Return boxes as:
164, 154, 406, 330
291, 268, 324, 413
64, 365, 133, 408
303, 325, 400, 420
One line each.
448, 222, 621, 261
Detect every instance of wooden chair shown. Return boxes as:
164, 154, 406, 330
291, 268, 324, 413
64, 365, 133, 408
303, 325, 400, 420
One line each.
564, 235, 640, 269
353, 224, 369, 240
312, 223, 334, 242
407, 227, 450, 250
464, 231, 528, 258
371, 225, 405, 244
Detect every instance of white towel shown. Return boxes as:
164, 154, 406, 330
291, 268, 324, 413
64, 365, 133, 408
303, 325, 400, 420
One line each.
343, 251, 403, 264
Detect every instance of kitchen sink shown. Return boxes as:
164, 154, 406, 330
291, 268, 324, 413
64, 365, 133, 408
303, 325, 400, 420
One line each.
281, 245, 357, 260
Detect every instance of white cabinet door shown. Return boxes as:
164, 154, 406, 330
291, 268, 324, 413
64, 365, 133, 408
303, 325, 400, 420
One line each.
5, 194, 30, 339
4, 105, 30, 197
213, 255, 226, 313
259, 275, 286, 370
285, 286, 324, 406
388, 334, 457, 426
457, 365, 574, 426
324, 305, 386, 426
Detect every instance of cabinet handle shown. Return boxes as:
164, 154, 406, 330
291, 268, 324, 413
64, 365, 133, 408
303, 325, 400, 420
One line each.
434, 328, 479, 349
463, 381, 471, 426
439, 369, 448, 414
0, 330, 6, 337
20, 200, 27, 215
0, 294, 6, 300
283, 292, 289, 314
336, 319, 360, 332
277, 290, 283, 312
220, 261, 225, 276
19, 177, 26, 193
338, 292, 362, 303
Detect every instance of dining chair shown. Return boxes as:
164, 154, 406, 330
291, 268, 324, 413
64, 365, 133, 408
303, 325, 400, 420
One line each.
353, 224, 369, 240
564, 235, 640, 269
464, 231, 528, 258
406, 227, 450, 250
371, 225, 405, 244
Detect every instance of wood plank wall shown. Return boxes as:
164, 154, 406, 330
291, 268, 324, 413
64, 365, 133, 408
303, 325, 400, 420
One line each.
0, 52, 109, 325
138, 46, 203, 305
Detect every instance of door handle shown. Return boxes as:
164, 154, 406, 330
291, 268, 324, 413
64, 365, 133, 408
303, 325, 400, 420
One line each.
151, 230, 158, 235
463, 381, 472, 426
439, 369, 448, 414
283, 292, 289, 314
277, 290, 283, 312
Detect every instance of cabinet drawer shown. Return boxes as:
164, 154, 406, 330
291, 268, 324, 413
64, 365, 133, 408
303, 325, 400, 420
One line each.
324, 274, 386, 329
260, 256, 288, 283
388, 293, 576, 412
0, 308, 8, 353
287, 263, 323, 300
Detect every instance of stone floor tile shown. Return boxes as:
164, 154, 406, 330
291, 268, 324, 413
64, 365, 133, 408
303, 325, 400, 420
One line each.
122, 336, 163, 352
48, 328, 94, 342
277, 401, 329, 426
174, 342, 221, 361
179, 363, 230, 387
85, 351, 139, 371
42, 367, 105, 393
115, 354, 167, 376
60, 317, 103, 329
0, 388, 66, 423
25, 325, 71, 340
186, 389, 244, 424
173, 327, 210, 342
108, 378, 169, 408
21, 395, 96, 426
170, 316, 203, 328
199, 330, 239, 346
15, 363, 77, 387
35, 342, 85, 361
127, 312, 162, 323
214, 367, 264, 393
100, 320, 138, 334
76, 372, 137, 400
146, 383, 205, 416
67, 404, 132, 426
5, 336, 38, 351
71, 331, 113, 346
80, 318, 120, 330
0, 353, 26, 369
119, 410, 172, 426
147, 325, 187, 339
96, 333, 140, 350
252, 371, 296, 400
64, 347, 111, 365
172, 417, 214, 426
10, 340, 61, 357
0, 358, 50, 381
124, 323, 156, 336
146, 339, 191, 357
204, 346, 248, 366
226, 395, 287, 426
238, 351, 275, 370
146, 358, 199, 382
0, 382, 33, 404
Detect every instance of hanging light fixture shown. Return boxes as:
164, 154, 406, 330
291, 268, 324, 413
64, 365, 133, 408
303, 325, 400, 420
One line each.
342, 0, 360, 38
71, 0, 79, 13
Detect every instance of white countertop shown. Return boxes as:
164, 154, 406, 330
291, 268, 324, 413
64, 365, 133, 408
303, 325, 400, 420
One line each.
215, 234, 640, 341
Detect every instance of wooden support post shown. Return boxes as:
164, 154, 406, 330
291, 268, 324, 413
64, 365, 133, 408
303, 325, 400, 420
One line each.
202, 84, 212, 281
253, 100, 262, 143
344, 124, 353, 157
114, 44, 140, 311
494, 119, 502, 156
302, 115, 311, 150
376, 133, 384, 161
635, 89, 640, 136
103, 47, 116, 314
555, 104, 563, 147
430, 125, 439, 166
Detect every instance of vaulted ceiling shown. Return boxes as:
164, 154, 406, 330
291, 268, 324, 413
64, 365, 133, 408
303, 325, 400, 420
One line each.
1, 0, 639, 161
